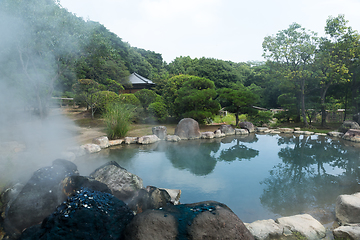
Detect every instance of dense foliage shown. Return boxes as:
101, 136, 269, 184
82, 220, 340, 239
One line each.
1, 0, 359, 126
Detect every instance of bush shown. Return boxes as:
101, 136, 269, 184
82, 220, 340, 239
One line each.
250, 111, 273, 126
148, 101, 168, 122
103, 104, 136, 139
94, 91, 120, 113
118, 94, 140, 106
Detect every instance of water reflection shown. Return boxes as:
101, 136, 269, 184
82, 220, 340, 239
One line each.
165, 140, 220, 176
260, 135, 360, 216
218, 135, 259, 162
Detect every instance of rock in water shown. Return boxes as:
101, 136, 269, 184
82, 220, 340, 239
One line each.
218, 125, 235, 135
238, 122, 255, 133
174, 118, 201, 140
123, 201, 254, 240
89, 161, 143, 201
19, 188, 134, 240
4, 159, 79, 236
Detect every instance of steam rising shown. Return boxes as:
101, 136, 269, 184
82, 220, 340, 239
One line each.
0, 2, 81, 185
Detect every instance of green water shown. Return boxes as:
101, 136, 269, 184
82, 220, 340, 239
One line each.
80, 134, 360, 223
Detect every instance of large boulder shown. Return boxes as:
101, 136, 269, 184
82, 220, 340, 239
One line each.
353, 112, 360, 125
339, 120, 360, 133
336, 192, 360, 225
219, 125, 235, 136
19, 188, 134, 240
275, 214, 326, 240
152, 126, 167, 140
127, 186, 172, 214
123, 201, 254, 240
214, 129, 226, 138
333, 224, 360, 240
174, 118, 201, 140
137, 135, 160, 145
89, 161, 143, 201
4, 159, 79, 236
239, 122, 255, 133
61, 175, 112, 196
343, 129, 360, 142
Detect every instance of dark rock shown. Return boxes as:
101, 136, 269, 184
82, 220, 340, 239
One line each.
4, 159, 79, 236
174, 118, 201, 140
19, 188, 134, 240
239, 122, 255, 133
89, 161, 143, 201
61, 175, 112, 197
218, 125, 235, 135
123, 201, 254, 240
152, 126, 167, 140
339, 121, 360, 133
128, 186, 172, 214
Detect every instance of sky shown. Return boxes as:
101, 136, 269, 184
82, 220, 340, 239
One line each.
59, 0, 360, 63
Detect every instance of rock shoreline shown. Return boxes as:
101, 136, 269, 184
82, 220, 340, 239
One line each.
3, 118, 360, 239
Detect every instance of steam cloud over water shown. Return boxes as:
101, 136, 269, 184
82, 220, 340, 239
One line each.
0, 2, 81, 184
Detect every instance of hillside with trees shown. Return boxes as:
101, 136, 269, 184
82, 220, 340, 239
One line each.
1, 0, 359, 130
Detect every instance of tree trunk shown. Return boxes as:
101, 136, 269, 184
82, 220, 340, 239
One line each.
321, 84, 330, 127
300, 79, 308, 126
235, 107, 239, 126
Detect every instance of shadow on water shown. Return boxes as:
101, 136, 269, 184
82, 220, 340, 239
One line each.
260, 135, 360, 218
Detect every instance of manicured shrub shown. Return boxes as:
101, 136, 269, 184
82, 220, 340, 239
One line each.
148, 101, 168, 122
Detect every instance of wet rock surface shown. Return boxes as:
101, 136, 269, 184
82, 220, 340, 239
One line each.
4, 159, 79, 236
336, 192, 360, 225
19, 188, 134, 240
123, 201, 254, 240
89, 161, 143, 201
339, 120, 360, 133
127, 186, 172, 214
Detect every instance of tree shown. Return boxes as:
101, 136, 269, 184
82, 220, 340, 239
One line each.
315, 15, 360, 126
263, 23, 318, 126
73, 79, 105, 118
217, 84, 259, 126
134, 89, 158, 111
174, 76, 220, 123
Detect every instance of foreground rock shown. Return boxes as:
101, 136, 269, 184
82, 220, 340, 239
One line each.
336, 192, 360, 225
165, 135, 181, 142
20, 188, 134, 240
174, 118, 201, 140
123, 201, 254, 240
90, 161, 143, 201
239, 122, 255, 133
127, 186, 172, 214
246, 214, 326, 240
333, 224, 360, 240
3, 159, 79, 237
276, 214, 326, 239
327, 131, 344, 138
343, 129, 360, 143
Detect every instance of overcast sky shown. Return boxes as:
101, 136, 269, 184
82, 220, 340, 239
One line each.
59, 0, 360, 63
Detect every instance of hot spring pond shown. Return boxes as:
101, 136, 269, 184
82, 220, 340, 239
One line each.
78, 133, 360, 223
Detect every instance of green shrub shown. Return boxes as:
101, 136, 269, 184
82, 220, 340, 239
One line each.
103, 104, 136, 139
250, 111, 273, 126
94, 91, 120, 113
119, 94, 140, 106
148, 101, 168, 122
